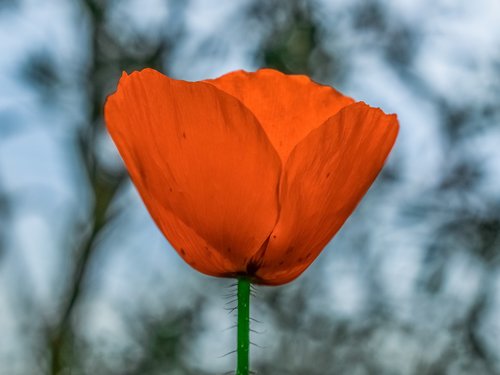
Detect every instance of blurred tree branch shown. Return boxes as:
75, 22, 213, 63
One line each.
45, 0, 182, 373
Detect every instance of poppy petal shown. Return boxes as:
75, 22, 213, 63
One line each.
105, 69, 282, 276
205, 69, 355, 163
255, 102, 399, 285
108, 138, 245, 277
153, 203, 246, 276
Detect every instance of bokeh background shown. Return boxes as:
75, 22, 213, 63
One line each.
1, 0, 500, 374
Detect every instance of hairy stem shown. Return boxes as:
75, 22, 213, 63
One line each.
236, 277, 250, 375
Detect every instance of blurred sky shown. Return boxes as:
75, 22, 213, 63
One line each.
1, 0, 500, 374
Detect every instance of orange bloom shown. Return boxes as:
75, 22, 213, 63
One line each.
105, 68, 398, 285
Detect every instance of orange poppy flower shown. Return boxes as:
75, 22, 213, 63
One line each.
104, 68, 398, 285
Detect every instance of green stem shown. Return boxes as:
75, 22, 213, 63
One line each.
236, 277, 251, 375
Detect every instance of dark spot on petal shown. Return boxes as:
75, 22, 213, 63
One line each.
169, 187, 173, 192
298, 257, 304, 262
326, 172, 331, 178
136, 162, 146, 180
305, 252, 312, 259
285, 246, 294, 255
182, 131, 187, 139
204, 246, 209, 250
272, 235, 277, 239
227, 247, 232, 253
278, 260, 284, 266
180, 248, 186, 256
